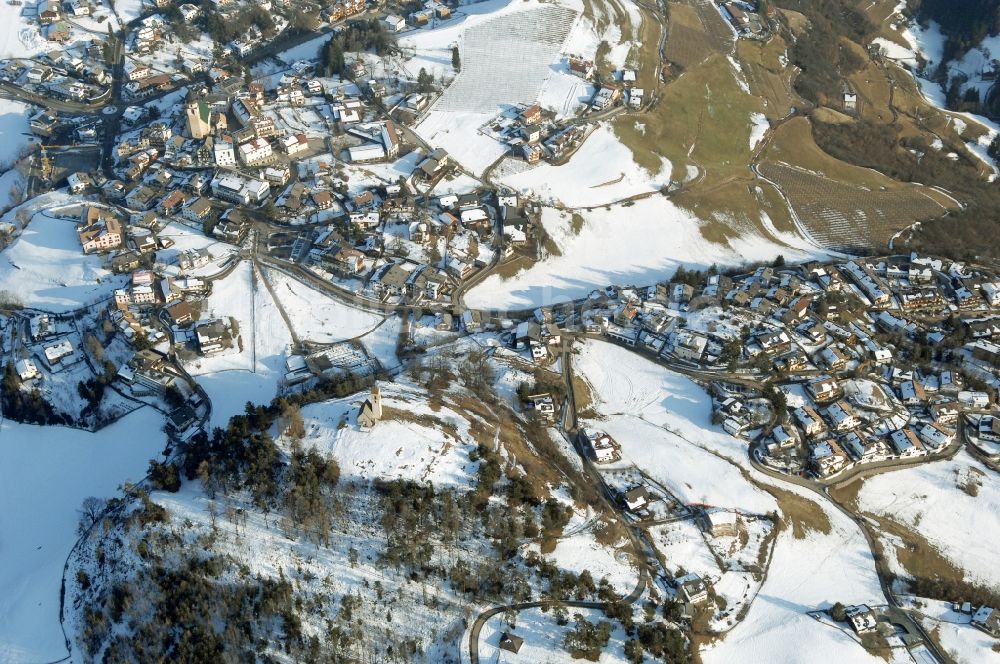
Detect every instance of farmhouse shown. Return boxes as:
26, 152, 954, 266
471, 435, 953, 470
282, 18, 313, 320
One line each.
583, 429, 618, 463
675, 573, 708, 604
15, 359, 39, 381
621, 486, 648, 512
195, 319, 227, 355
498, 632, 523, 654
844, 605, 877, 634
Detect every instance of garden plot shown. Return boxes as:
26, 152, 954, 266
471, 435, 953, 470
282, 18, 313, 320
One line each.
413, 2, 579, 175
264, 267, 382, 343
502, 123, 671, 207
0, 211, 125, 311
652, 514, 775, 633
599, 466, 683, 520
0, 408, 165, 664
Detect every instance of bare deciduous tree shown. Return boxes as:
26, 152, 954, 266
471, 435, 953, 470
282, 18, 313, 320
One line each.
78, 496, 107, 535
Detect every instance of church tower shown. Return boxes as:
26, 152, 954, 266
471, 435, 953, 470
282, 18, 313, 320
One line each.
185, 99, 212, 139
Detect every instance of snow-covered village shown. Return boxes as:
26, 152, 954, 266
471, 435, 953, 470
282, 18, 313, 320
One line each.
2, 0, 1000, 662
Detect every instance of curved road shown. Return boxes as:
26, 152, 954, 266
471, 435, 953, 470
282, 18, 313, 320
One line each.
749, 449, 955, 664
467, 564, 647, 664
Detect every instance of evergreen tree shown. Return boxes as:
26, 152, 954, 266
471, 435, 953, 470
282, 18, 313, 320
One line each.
417, 68, 434, 93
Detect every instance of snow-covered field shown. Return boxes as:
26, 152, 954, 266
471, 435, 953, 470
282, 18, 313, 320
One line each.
702, 506, 893, 664
0, 99, 32, 167
411, 1, 578, 175
300, 381, 481, 487
575, 340, 775, 512
598, 415, 774, 511
573, 341, 891, 662
525, 530, 637, 596
0, 211, 125, 311
360, 314, 401, 371
265, 268, 382, 343
856, 451, 1000, 588
185, 261, 293, 426
0, 2, 53, 59
465, 198, 823, 310
0, 408, 166, 664
476, 606, 630, 663
503, 124, 671, 207
114, 0, 147, 23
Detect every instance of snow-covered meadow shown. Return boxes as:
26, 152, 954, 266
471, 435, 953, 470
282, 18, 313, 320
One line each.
476, 606, 632, 663
0, 211, 125, 311
299, 381, 481, 487
0, 408, 166, 664
184, 261, 293, 426
265, 268, 382, 343
466, 198, 824, 310
502, 124, 672, 207
856, 451, 1000, 588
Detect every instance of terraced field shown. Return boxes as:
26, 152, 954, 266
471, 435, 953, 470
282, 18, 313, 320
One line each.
664, 3, 717, 69
758, 162, 952, 252
689, 0, 735, 53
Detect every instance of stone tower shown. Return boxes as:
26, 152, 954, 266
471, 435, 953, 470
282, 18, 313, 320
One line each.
185, 99, 212, 139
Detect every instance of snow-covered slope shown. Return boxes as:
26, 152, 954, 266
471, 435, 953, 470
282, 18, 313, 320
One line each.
465, 198, 825, 310
573, 340, 890, 662
0, 408, 166, 664
856, 451, 1000, 588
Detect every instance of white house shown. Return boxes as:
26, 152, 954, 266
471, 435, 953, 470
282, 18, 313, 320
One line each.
15, 358, 39, 381
382, 14, 405, 32
214, 140, 236, 166
238, 137, 272, 165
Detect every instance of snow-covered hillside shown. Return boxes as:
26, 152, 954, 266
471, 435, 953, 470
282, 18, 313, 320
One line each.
573, 340, 891, 662
466, 198, 824, 310
0, 408, 167, 664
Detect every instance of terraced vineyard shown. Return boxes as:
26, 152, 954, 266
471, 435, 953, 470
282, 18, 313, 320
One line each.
759, 162, 952, 252
433, 5, 578, 113
664, 3, 717, 69
689, 0, 735, 53
665, 0, 733, 69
